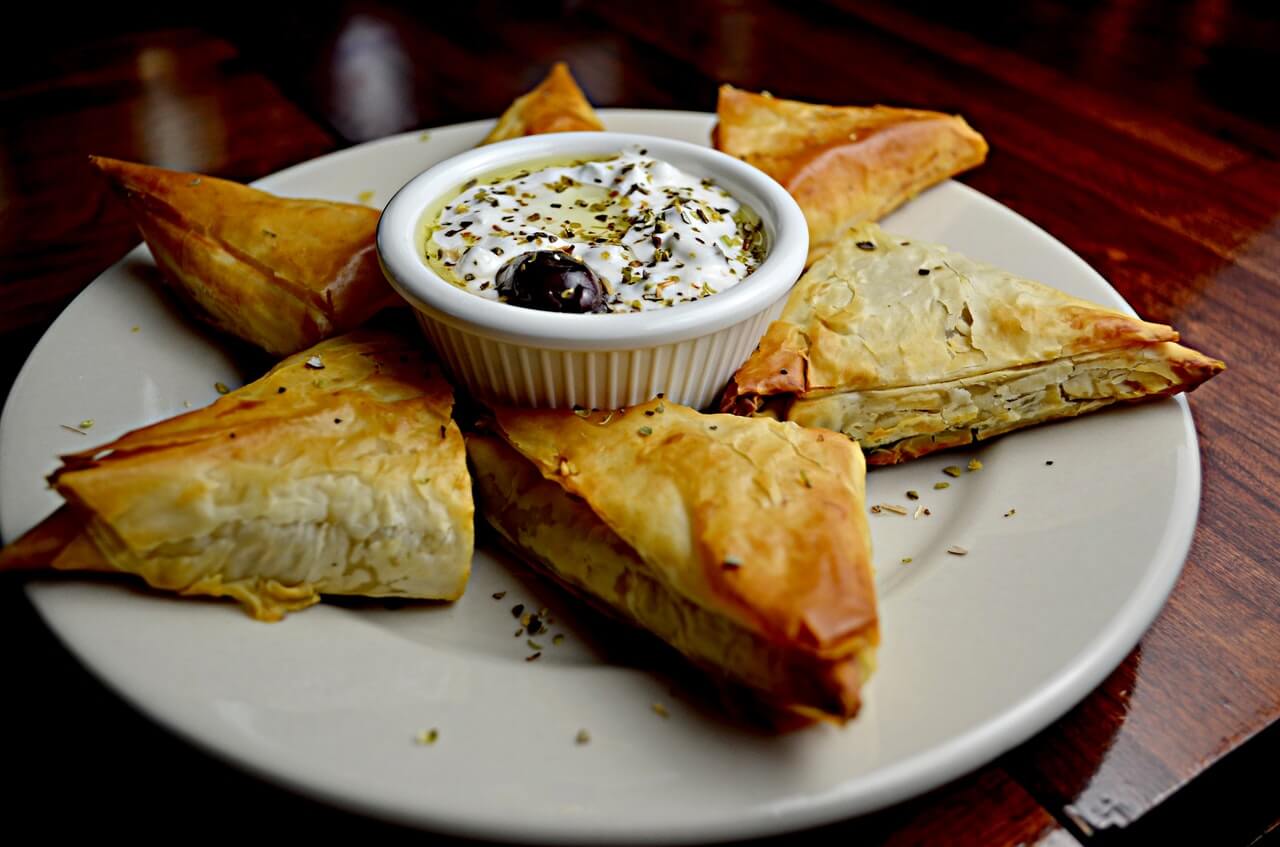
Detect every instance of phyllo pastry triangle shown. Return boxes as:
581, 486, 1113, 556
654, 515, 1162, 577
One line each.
481, 62, 604, 144
466, 398, 878, 720
0, 330, 473, 620
90, 156, 399, 356
712, 85, 988, 262
722, 224, 1225, 464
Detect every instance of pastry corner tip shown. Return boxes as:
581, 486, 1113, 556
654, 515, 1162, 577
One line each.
0, 505, 91, 572
86, 153, 117, 175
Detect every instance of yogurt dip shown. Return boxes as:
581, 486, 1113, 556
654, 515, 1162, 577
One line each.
421, 148, 767, 313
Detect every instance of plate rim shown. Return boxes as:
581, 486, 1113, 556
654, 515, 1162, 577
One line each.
0, 109, 1202, 844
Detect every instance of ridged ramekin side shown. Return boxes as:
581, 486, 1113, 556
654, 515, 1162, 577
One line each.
413, 296, 783, 410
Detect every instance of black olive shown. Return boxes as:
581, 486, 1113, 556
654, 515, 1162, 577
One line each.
494, 251, 608, 314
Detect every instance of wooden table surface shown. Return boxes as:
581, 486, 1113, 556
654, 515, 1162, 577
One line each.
2, 3, 1277, 844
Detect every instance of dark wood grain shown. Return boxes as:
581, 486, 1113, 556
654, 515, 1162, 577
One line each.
2, 3, 1278, 844
0, 25, 334, 398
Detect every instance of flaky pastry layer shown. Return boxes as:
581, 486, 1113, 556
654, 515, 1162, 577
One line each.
481, 62, 603, 144
469, 434, 874, 718
782, 343, 1217, 464
713, 86, 987, 262
723, 224, 1224, 463
90, 156, 398, 356
1, 330, 473, 620
468, 399, 879, 720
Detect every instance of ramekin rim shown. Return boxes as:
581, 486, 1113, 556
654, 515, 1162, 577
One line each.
376, 131, 807, 350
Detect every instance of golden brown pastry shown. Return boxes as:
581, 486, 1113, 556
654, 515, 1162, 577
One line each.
712, 85, 988, 262
722, 224, 1225, 464
467, 399, 878, 720
481, 62, 604, 144
90, 156, 400, 356
0, 330, 473, 620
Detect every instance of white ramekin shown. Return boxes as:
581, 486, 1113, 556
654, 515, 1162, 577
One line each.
377, 131, 807, 410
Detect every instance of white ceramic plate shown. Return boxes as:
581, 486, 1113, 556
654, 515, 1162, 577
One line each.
0, 111, 1200, 844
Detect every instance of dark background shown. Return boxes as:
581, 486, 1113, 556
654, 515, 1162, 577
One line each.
2, 2, 1278, 844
